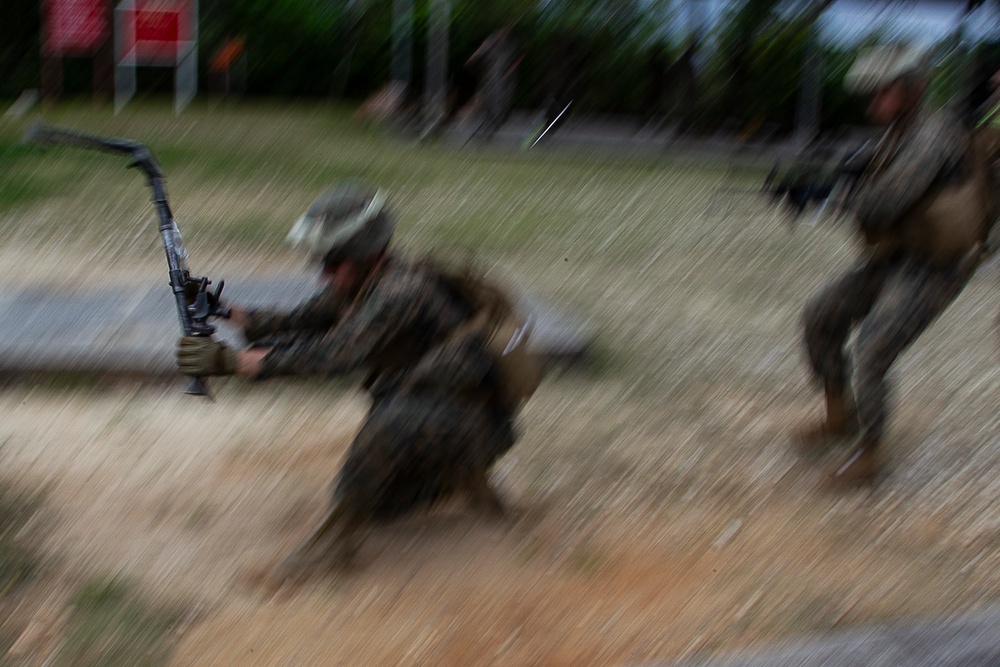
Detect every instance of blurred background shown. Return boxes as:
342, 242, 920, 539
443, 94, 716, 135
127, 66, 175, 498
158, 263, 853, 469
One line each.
6, 0, 1000, 144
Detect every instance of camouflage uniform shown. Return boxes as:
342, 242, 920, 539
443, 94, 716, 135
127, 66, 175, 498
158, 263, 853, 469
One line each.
245, 257, 516, 527
176, 184, 526, 572
802, 110, 976, 444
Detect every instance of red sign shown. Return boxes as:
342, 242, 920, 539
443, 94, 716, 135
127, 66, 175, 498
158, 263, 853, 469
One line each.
120, 1, 194, 64
44, 0, 110, 56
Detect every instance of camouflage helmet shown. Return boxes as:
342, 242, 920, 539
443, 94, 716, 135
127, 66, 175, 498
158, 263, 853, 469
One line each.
845, 43, 930, 95
286, 183, 395, 264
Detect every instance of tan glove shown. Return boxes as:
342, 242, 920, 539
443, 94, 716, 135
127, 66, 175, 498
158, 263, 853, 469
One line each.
176, 336, 238, 377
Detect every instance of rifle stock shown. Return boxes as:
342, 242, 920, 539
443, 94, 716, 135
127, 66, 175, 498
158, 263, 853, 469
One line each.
24, 123, 218, 396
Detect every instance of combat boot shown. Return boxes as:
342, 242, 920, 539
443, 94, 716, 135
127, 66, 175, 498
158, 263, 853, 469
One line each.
794, 387, 858, 446
830, 439, 882, 487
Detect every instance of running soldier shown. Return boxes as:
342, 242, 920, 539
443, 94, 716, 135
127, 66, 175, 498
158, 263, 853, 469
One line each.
466, 27, 521, 139
796, 44, 998, 486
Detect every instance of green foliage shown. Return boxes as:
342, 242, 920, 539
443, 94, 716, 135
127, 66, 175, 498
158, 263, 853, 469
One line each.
0, 0, 40, 97
819, 46, 866, 129
214, 0, 344, 96
56, 577, 180, 667
0, 0, 980, 137
745, 21, 809, 123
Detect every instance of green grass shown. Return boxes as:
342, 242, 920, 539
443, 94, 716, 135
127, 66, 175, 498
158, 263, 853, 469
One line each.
55, 577, 181, 667
0, 138, 76, 212
0, 101, 743, 261
0, 482, 179, 666
0, 482, 43, 597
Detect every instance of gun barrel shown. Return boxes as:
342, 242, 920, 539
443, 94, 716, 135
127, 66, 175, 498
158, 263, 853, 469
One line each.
24, 123, 163, 181
25, 123, 210, 396
24, 122, 145, 156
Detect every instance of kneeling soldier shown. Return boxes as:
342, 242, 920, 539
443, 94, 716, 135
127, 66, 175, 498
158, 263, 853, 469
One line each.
177, 184, 536, 578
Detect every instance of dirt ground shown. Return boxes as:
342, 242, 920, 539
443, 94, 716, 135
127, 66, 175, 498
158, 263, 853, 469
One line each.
5, 202, 1000, 666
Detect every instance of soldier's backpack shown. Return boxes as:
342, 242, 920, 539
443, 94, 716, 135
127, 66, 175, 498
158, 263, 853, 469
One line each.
896, 125, 999, 265
433, 262, 543, 412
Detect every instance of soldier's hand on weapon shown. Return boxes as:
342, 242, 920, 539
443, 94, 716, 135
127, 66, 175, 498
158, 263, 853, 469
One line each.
176, 336, 238, 377
176, 336, 268, 378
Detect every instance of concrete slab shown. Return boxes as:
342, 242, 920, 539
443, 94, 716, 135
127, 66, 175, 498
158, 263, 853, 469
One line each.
655, 607, 1000, 667
0, 274, 593, 381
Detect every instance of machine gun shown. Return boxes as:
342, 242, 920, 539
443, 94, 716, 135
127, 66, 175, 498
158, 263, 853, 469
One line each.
23, 123, 227, 397
762, 139, 873, 223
